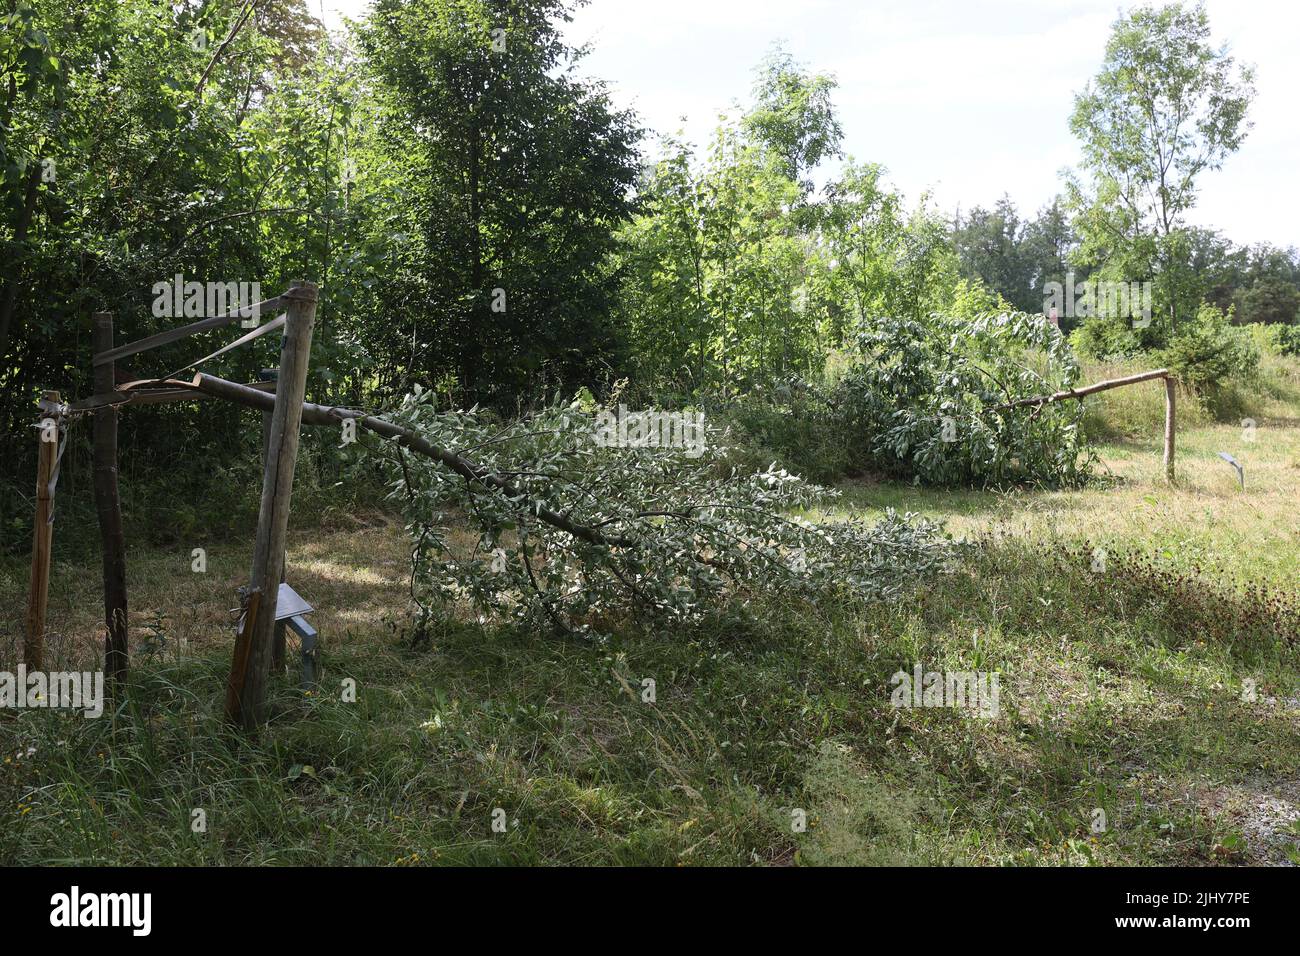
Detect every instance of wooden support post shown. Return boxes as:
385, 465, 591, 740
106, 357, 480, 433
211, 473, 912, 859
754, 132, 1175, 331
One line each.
224, 590, 261, 722
228, 282, 318, 728
1164, 375, 1176, 485
23, 390, 60, 671
93, 312, 129, 691
259, 367, 278, 465
260, 367, 288, 675
272, 598, 288, 674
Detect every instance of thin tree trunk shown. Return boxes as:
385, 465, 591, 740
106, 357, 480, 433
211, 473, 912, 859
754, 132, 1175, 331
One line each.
1164, 376, 1176, 484
0, 166, 41, 359
92, 314, 128, 691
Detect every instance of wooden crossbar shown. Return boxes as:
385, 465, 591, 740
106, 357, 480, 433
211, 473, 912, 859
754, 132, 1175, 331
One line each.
69, 379, 276, 412
92, 295, 285, 366
987, 367, 1177, 483
990, 368, 1171, 411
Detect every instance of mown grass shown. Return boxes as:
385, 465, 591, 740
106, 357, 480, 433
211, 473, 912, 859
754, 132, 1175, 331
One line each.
1, 363, 1298, 866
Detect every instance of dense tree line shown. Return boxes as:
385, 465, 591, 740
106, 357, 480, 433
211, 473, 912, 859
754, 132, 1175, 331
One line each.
2, 0, 1294, 543
0, 0, 642, 545
617, 49, 957, 397
952, 196, 1300, 332
0, 0, 962, 503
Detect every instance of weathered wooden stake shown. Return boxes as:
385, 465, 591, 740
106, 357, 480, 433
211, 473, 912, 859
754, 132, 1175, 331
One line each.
224, 591, 261, 721
93, 312, 129, 691
259, 367, 278, 465
1164, 375, 1176, 484
23, 390, 60, 671
259, 367, 289, 675
228, 282, 317, 728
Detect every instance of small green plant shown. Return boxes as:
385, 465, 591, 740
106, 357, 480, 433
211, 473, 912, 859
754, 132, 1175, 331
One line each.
1158, 303, 1260, 417
1069, 314, 1143, 361
795, 741, 931, 866
138, 614, 170, 660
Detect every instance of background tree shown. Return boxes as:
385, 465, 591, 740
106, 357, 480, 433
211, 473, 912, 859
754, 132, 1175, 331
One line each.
1234, 244, 1300, 325
822, 162, 956, 329
355, 0, 642, 406
951, 196, 1032, 311
1068, 1, 1253, 340
1020, 199, 1082, 311
742, 44, 842, 197
0, 0, 334, 401
0, 0, 352, 551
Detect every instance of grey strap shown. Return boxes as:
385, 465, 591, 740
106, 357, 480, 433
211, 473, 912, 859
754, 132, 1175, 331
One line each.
162, 312, 286, 381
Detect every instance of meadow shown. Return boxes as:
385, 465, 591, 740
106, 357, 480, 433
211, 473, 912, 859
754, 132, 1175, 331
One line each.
3, 357, 1296, 867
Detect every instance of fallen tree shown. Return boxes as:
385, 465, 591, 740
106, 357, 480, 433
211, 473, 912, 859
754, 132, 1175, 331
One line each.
182, 372, 624, 547
148, 374, 953, 634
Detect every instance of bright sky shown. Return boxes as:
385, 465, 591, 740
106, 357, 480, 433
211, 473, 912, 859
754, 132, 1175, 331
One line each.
315, 0, 1299, 249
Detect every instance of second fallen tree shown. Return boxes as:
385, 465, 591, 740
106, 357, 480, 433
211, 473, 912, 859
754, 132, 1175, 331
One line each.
990, 367, 1176, 483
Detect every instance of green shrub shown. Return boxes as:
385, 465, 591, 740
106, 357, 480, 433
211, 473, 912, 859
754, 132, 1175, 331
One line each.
1158, 303, 1260, 418
1275, 324, 1300, 357
1069, 314, 1142, 360
833, 311, 1095, 487
715, 379, 850, 485
1244, 322, 1287, 357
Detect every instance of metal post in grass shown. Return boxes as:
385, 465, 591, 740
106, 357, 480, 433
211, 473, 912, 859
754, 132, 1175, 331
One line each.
226, 282, 318, 728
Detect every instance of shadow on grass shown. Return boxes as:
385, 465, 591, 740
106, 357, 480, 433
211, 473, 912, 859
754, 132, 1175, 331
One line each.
4, 530, 1297, 866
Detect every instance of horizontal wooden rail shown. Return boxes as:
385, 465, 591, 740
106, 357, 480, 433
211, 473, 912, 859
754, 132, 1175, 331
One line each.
988, 367, 1177, 484
70, 379, 275, 412
991, 368, 1170, 411
92, 295, 285, 366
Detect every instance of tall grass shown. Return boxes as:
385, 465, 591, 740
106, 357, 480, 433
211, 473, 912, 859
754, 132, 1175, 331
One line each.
3, 527, 1297, 866
1080, 353, 1300, 440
